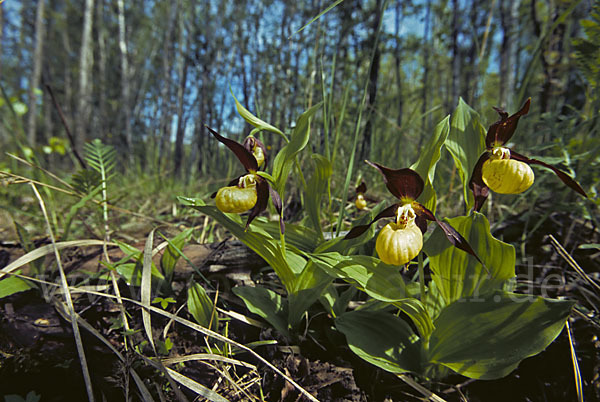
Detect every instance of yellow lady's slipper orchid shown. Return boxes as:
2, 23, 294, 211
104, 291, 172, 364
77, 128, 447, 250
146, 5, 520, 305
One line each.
215, 174, 258, 213
470, 99, 587, 211
355, 194, 367, 210
345, 162, 480, 266
481, 147, 534, 194
375, 204, 423, 266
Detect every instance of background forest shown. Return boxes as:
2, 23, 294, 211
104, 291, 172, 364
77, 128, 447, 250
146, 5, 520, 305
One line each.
2, 0, 597, 187
1, 0, 600, 401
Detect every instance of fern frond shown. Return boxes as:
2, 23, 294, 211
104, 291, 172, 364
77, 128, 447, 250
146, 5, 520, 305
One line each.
84, 139, 117, 176
71, 168, 102, 194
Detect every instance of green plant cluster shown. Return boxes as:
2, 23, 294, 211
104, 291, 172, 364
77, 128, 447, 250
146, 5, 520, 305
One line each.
181, 96, 582, 381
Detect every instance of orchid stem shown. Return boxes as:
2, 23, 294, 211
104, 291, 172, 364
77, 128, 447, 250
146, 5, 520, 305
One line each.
280, 229, 287, 268
418, 252, 425, 302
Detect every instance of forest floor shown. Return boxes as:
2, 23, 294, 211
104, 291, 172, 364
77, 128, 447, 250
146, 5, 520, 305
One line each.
0, 207, 599, 402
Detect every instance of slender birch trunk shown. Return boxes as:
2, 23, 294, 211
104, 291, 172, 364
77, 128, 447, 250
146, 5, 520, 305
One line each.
27, 0, 46, 146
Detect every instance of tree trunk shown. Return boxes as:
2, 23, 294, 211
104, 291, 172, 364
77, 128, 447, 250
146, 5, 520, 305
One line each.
533, 1, 567, 114
61, 25, 74, 139
158, 1, 177, 172
76, 0, 95, 153
96, 0, 107, 140
27, 0, 46, 147
117, 0, 133, 163
359, 0, 382, 162
173, 60, 189, 177
173, 12, 189, 178
0, 6, 3, 79
421, 0, 432, 133
451, 0, 460, 108
394, 1, 404, 128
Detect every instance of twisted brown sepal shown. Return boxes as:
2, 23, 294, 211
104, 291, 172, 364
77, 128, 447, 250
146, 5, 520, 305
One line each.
344, 204, 399, 239
468, 153, 491, 212
510, 151, 587, 198
269, 186, 285, 234
207, 126, 259, 172
365, 161, 424, 201
246, 178, 270, 230
413, 203, 482, 264
485, 98, 531, 148
243, 136, 268, 169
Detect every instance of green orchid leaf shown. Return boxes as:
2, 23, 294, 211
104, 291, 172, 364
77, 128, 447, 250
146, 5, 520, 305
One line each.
411, 115, 451, 213
0, 273, 33, 299
392, 298, 436, 339
428, 291, 574, 379
305, 154, 333, 236
288, 260, 333, 327
445, 98, 487, 212
307, 252, 434, 337
285, 250, 308, 275
307, 253, 408, 301
423, 212, 515, 305
251, 217, 319, 252
423, 280, 447, 322
272, 102, 322, 193
233, 286, 289, 337
187, 281, 218, 331
335, 310, 423, 374
231, 90, 285, 137
160, 228, 193, 283
179, 198, 296, 292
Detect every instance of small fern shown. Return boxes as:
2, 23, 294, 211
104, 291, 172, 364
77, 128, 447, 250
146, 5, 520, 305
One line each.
71, 168, 101, 194
84, 138, 117, 179
71, 139, 116, 194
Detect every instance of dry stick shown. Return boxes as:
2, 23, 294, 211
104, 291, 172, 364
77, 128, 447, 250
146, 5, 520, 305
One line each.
52, 301, 155, 402
30, 183, 95, 402
4, 271, 318, 401
571, 308, 600, 330
8, 153, 77, 191
566, 320, 584, 402
44, 83, 87, 169
397, 374, 448, 402
86, 290, 320, 402
548, 234, 600, 293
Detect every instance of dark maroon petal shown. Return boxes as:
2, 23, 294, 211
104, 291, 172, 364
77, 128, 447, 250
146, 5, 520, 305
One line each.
468, 153, 491, 212
268, 185, 285, 233
415, 215, 428, 234
435, 219, 482, 264
207, 126, 259, 172
243, 136, 269, 170
492, 106, 509, 120
413, 202, 482, 264
365, 161, 424, 201
510, 150, 588, 198
356, 181, 367, 194
412, 202, 435, 221
245, 178, 269, 229
485, 98, 531, 148
344, 204, 399, 240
